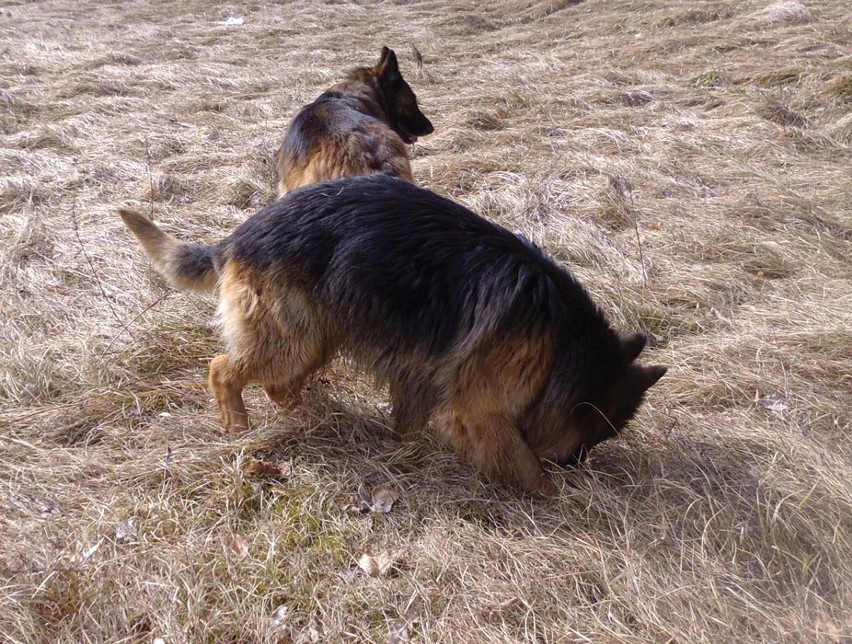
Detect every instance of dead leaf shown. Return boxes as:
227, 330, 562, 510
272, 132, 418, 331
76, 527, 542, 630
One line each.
229, 534, 250, 559
270, 604, 289, 631
80, 539, 103, 561
216, 16, 244, 26
244, 456, 292, 481
115, 518, 138, 543
387, 616, 417, 643
304, 617, 321, 643
371, 485, 400, 514
39, 504, 59, 517
757, 393, 788, 417
357, 550, 399, 577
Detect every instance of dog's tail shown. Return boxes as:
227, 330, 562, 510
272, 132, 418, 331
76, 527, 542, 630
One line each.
118, 208, 220, 292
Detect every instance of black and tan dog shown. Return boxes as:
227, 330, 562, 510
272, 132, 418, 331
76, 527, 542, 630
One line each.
275, 47, 433, 196
119, 175, 665, 496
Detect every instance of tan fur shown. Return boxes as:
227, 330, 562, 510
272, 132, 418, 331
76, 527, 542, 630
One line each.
118, 209, 218, 291
279, 132, 412, 196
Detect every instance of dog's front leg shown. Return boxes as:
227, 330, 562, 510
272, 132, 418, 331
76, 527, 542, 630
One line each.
389, 380, 431, 439
449, 410, 558, 497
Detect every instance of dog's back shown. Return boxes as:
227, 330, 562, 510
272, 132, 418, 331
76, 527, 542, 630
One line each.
275, 47, 433, 196
228, 174, 569, 352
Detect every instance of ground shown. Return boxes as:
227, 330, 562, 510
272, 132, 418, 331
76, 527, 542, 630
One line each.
1, 0, 850, 642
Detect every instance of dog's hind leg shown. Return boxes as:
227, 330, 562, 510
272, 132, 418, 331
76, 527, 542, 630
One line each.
211, 333, 329, 433
259, 292, 335, 412
215, 263, 336, 429
209, 354, 250, 434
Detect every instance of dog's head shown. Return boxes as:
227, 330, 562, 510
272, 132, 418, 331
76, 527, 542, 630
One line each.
528, 332, 667, 466
375, 46, 434, 144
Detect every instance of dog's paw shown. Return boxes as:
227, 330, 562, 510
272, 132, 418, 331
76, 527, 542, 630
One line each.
534, 474, 559, 499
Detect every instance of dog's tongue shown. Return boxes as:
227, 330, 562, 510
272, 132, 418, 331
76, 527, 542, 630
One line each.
407, 135, 418, 144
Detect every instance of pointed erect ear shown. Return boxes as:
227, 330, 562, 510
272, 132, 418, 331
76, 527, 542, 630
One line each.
637, 365, 667, 391
376, 46, 401, 82
620, 332, 647, 363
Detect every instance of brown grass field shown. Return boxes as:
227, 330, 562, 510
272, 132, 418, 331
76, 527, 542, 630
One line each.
1, 0, 851, 641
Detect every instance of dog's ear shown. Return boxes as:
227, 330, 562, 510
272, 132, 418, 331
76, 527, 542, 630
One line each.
636, 364, 667, 392
377, 46, 401, 83
620, 332, 647, 363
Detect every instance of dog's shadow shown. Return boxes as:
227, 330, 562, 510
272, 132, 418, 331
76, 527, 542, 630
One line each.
238, 391, 793, 551
243, 387, 487, 502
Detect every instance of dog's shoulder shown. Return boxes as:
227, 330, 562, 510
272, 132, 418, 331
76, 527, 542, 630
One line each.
306, 74, 385, 122
283, 85, 387, 159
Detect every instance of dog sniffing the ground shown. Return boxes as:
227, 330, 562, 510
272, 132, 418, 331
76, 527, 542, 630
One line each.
275, 47, 433, 196
119, 175, 665, 496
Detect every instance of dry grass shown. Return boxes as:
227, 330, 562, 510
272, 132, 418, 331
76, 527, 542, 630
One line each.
1, 0, 851, 641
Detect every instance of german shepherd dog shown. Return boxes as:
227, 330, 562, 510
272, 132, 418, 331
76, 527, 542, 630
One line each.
275, 47, 434, 196
119, 175, 666, 496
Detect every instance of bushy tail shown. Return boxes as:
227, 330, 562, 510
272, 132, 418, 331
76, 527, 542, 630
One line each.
118, 209, 219, 292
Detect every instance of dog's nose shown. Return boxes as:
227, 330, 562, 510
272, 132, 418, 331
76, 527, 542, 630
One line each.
558, 445, 589, 468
